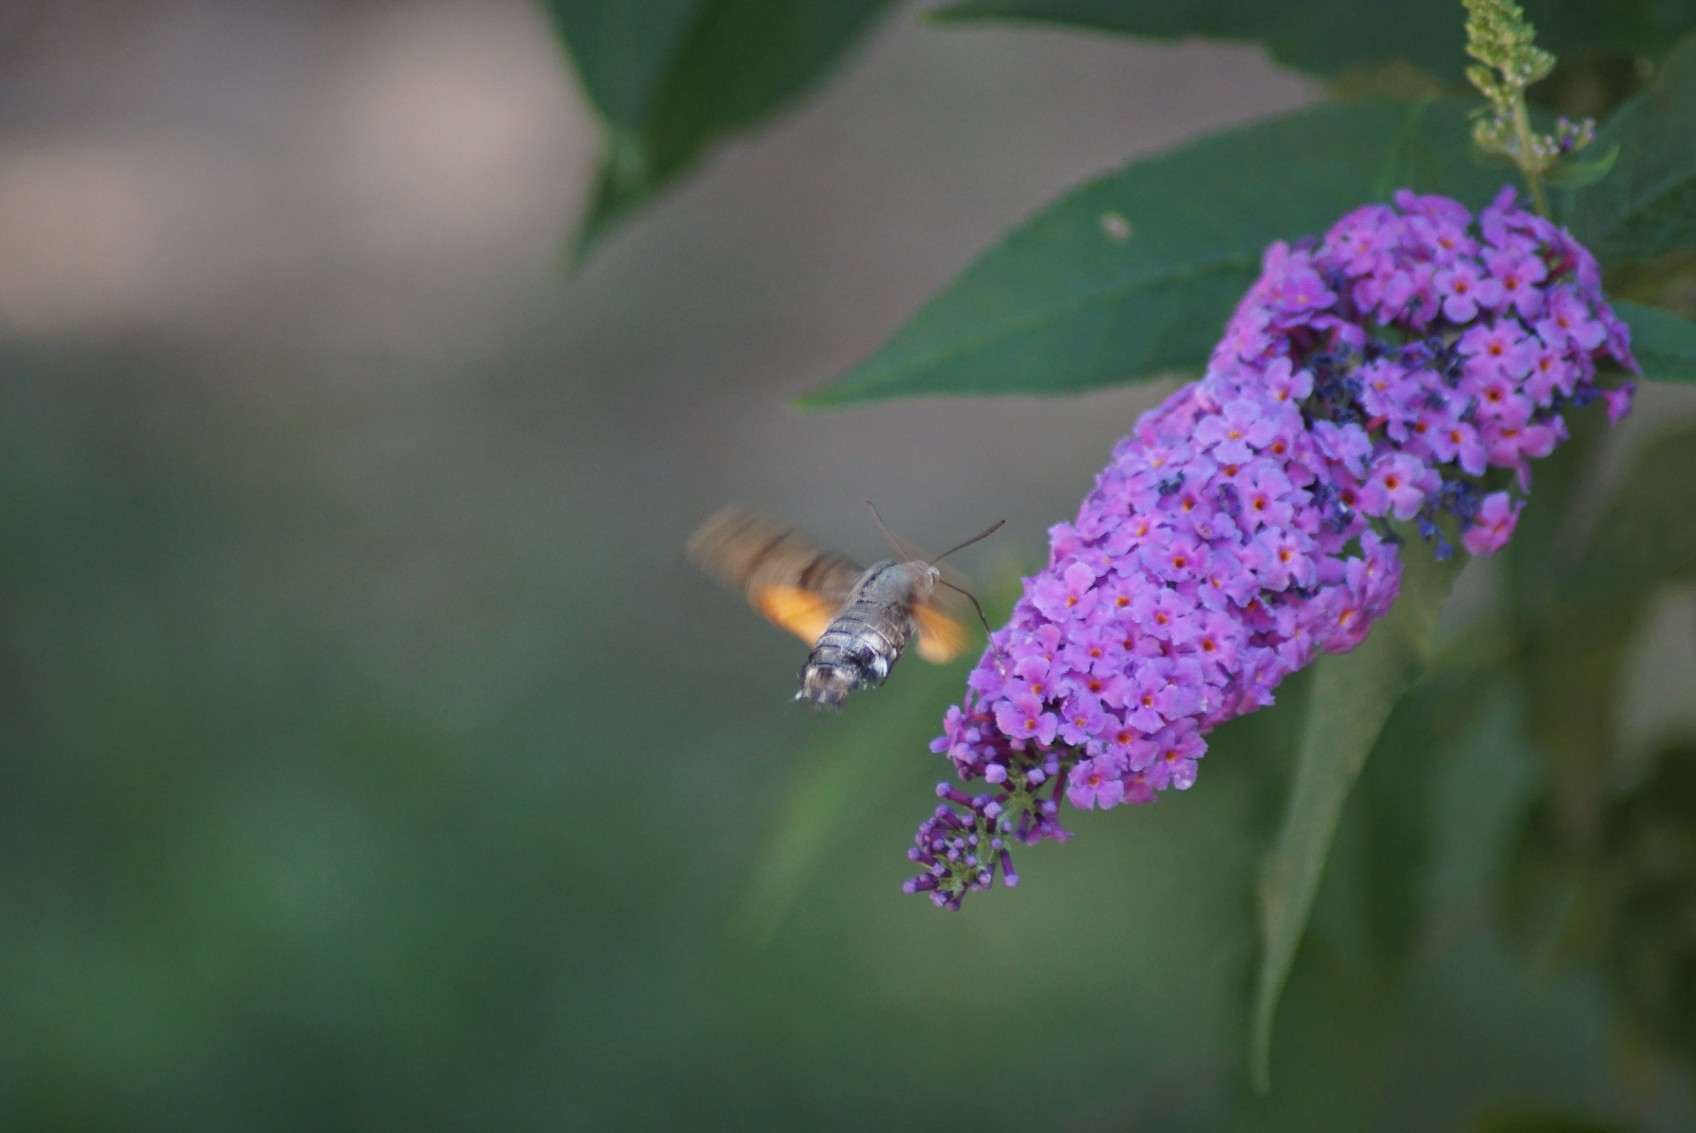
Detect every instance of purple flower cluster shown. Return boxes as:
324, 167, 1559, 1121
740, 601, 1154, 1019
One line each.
906, 187, 1636, 909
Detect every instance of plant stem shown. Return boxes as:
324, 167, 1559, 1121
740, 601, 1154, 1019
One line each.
1510, 98, 1549, 216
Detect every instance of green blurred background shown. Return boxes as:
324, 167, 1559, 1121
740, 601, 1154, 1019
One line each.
3, 2, 1695, 1129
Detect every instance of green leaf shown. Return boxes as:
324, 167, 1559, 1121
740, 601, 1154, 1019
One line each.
1347, 669, 1497, 978
1249, 543, 1463, 1092
933, 0, 1466, 82
544, 0, 896, 257
1579, 420, 1696, 596
1530, 2, 1696, 73
803, 100, 1507, 408
1563, 35, 1696, 264
1470, 1107, 1649, 1133
1613, 299, 1696, 386
1542, 145, 1618, 191
543, 0, 704, 131
932, 2, 1696, 85
732, 653, 967, 943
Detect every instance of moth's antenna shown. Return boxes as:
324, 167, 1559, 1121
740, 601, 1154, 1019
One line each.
935, 519, 1006, 671
937, 575, 1010, 678
930, 519, 1005, 565
937, 577, 994, 638
865, 500, 916, 560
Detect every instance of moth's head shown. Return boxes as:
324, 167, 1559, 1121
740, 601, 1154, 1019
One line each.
910, 561, 942, 600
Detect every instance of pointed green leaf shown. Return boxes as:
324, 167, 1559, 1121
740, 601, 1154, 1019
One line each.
932, 1, 1696, 85
1542, 145, 1618, 191
1579, 421, 1696, 596
732, 657, 964, 943
1564, 35, 1696, 264
933, 0, 1465, 81
1345, 670, 1496, 983
804, 100, 1507, 408
1470, 1107, 1649, 1133
1250, 544, 1463, 1092
543, 0, 705, 131
544, 0, 896, 256
1613, 300, 1696, 386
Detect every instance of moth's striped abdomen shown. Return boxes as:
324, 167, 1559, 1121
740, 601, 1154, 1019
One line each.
798, 607, 908, 708
796, 561, 934, 709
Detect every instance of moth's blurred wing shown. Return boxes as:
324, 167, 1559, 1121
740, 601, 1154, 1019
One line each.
687, 506, 861, 639
913, 603, 969, 663
752, 585, 839, 647
925, 548, 981, 662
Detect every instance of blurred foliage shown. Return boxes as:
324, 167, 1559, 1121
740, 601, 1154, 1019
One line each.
1500, 741, 1696, 1082
931, 0, 1696, 88
542, 0, 895, 255
934, 0, 1473, 81
1, 0, 1694, 1130
1611, 301, 1696, 384
1565, 37, 1696, 267
1472, 1108, 1651, 1133
543, 0, 1696, 260
1249, 542, 1464, 1089
1497, 419, 1696, 1089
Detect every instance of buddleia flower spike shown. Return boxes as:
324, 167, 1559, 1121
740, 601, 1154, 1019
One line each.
907, 187, 1637, 910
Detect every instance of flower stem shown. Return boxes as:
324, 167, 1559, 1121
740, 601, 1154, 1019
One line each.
1510, 98, 1550, 216
1464, 0, 1584, 218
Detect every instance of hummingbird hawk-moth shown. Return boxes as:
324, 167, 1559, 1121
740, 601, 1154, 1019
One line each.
687, 505, 1002, 709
